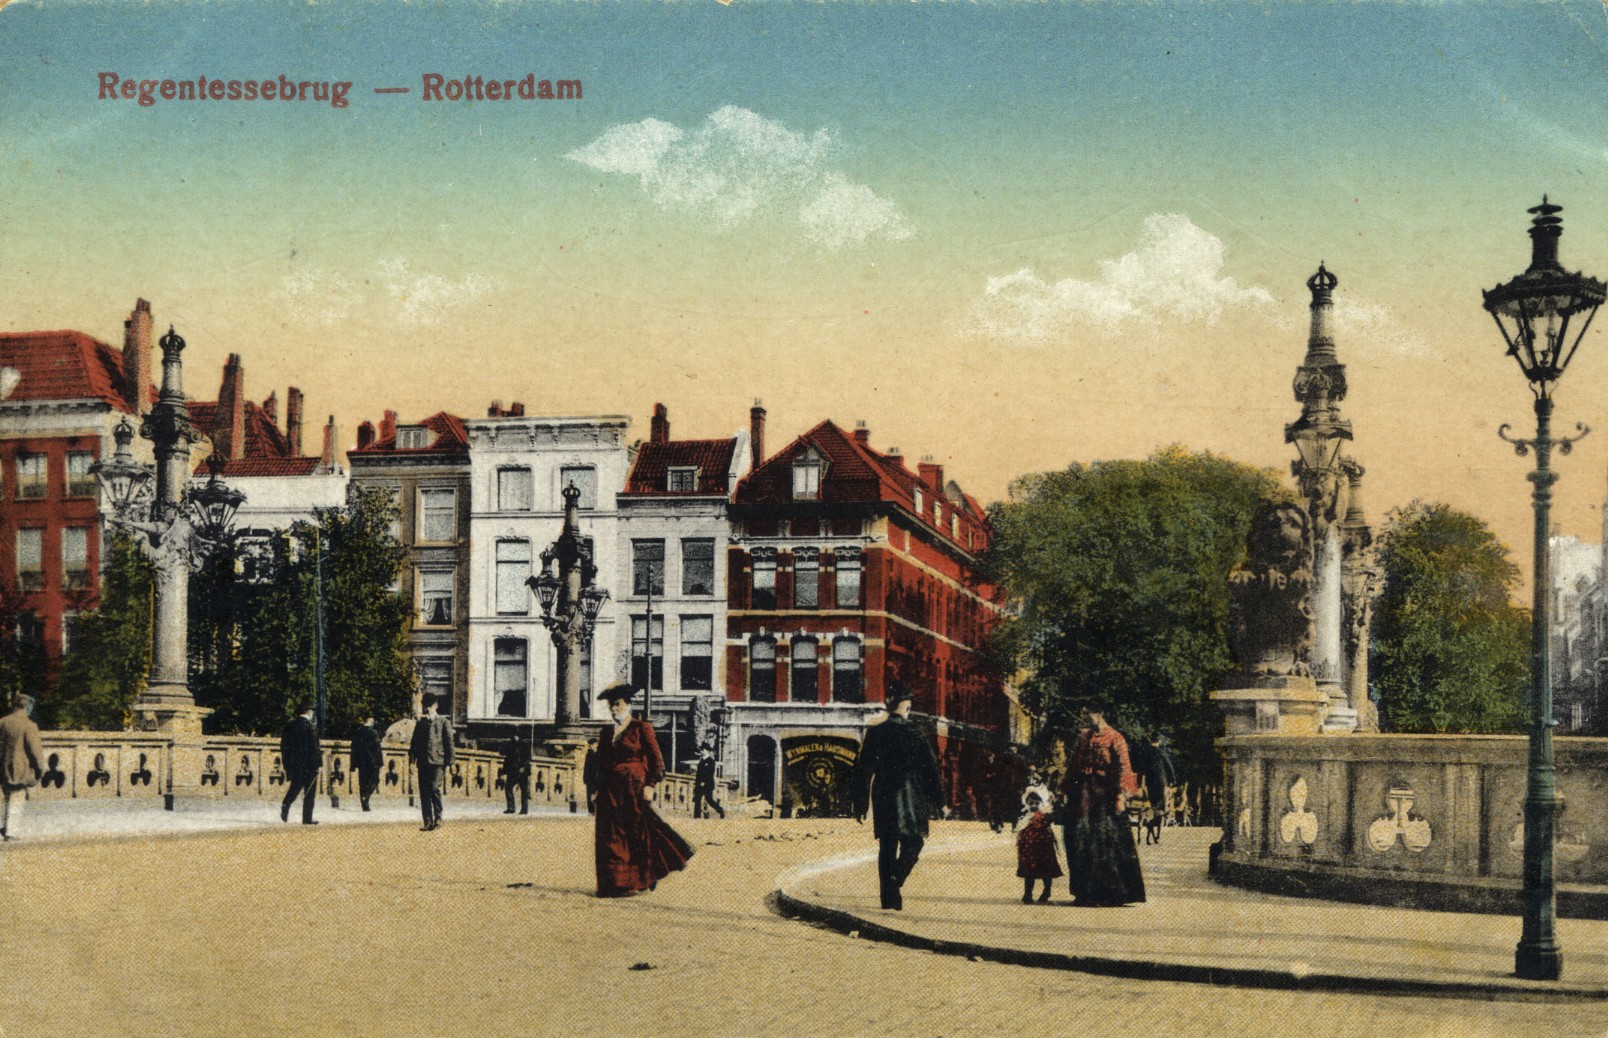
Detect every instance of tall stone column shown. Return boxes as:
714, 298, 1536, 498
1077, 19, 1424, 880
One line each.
1339, 460, 1377, 731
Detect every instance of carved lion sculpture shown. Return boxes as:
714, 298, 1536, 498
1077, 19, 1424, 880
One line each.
1228, 499, 1314, 678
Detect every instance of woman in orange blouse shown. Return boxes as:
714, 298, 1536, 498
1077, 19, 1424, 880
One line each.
1059, 698, 1146, 907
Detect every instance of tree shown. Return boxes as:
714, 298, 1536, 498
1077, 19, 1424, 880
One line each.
1371, 502, 1528, 734
985, 446, 1282, 787
41, 533, 153, 730
190, 485, 412, 736
0, 576, 48, 709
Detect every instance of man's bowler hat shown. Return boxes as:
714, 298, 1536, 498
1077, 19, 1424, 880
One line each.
884, 682, 913, 707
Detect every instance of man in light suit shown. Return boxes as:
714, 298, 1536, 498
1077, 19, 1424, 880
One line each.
851, 683, 943, 910
279, 700, 322, 825
409, 693, 455, 831
0, 693, 43, 840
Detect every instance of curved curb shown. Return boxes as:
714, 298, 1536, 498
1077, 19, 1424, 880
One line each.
774, 846, 1608, 1004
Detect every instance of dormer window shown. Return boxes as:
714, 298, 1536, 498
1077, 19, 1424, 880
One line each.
913, 486, 924, 516
396, 426, 431, 450
792, 449, 822, 500
667, 466, 697, 493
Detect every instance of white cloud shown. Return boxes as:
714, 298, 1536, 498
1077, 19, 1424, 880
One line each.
566, 105, 912, 250
377, 260, 495, 326
279, 262, 495, 327
1330, 298, 1433, 358
967, 213, 1275, 342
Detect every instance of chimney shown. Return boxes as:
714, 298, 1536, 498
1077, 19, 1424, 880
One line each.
651, 403, 670, 444
321, 416, 338, 471
750, 399, 766, 469
216, 354, 246, 462
488, 400, 502, 417
262, 391, 278, 428
122, 299, 153, 416
380, 409, 398, 444
287, 387, 304, 456
356, 421, 375, 450
510, 402, 525, 417
918, 455, 944, 493
853, 420, 870, 447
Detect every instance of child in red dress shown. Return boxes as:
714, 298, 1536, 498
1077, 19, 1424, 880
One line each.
1016, 789, 1063, 903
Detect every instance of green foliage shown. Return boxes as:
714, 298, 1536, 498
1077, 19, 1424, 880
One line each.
0, 577, 48, 709
191, 485, 412, 735
1371, 502, 1528, 734
985, 446, 1282, 786
43, 533, 153, 730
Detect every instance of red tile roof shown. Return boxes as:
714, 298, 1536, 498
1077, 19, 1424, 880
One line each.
189, 400, 324, 477
204, 456, 323, 477
0, 330, 143, 412
624, 438, 739, 495
735, 420, 989, 550
349, 411, 469, 454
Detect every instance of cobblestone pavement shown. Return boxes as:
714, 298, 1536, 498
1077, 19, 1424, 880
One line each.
0, 811, 1604, 1038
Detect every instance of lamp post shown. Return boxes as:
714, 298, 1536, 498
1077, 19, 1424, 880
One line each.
1484, 198, 1605, 982
527, 482, 609, 746
93, 327, 243, 759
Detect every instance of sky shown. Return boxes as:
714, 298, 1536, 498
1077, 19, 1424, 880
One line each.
4, 0, 1608, 588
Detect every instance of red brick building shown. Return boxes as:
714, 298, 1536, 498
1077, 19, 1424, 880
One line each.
724, 412, 1012, 817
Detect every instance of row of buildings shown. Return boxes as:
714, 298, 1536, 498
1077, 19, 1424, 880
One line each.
0, 300, 1024, 815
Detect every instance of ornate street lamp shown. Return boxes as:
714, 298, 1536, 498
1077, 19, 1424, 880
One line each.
526, 482, 610, 744
1484, 198, 1606, 982
91, 325, 244, 743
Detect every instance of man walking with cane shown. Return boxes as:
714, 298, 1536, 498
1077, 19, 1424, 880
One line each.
851, 683, 943, 910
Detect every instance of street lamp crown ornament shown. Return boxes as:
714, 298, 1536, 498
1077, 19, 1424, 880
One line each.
1483, 197, 1606, 397
159, 325, 186, 357
1306, 261, 1338, 296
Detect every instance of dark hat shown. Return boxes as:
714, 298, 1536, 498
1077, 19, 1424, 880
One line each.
699, 742, 713, 752
884, 682, 913, 707
597, 681, 635, 704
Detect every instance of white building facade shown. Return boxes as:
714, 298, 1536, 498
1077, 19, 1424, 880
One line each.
463, 412, 634, 735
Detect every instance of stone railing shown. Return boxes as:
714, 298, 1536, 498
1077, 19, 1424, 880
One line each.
1213, 733, 1608, 917
30, 732, 702, 817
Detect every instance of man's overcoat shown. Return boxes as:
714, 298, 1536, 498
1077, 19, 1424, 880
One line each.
851, 714, 943, 840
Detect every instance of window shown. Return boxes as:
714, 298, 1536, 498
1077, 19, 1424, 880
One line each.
418, 487, 456, 543
396, 426, 431, 450
912, 486, 924, 517
631, 615, 664, 692
15, 613, 42, 650
419, 658, 453, 705
16, 529, 42, 590
493, 639, 527, 716
680, 616, 713, 691
632, 540, 665, 597
667, 467, 697, 492
793, 548, 819, 609
17, 455, 46, 499
792, 450, 822, 500
66, 452, 95, 497
682, 539, 714, 596
419, 569, 454, 626
560, 466, 597, 509
578, 638, 594, 708
61, 611, 80, 655
497, 468, 533, 511
749, 637, 776, 702
833, 638, 864, 703
496, 540, 531, 614
791, 638, 819, 700
751, 549, 776, 610
61, 527, 89, 589
835, 548, 862, 608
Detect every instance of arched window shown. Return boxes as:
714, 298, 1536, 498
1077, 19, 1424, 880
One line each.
791, 638, 819, 700
751, 548, 777, 610
749, 637, 776, 703
833, 637, 863, 703
793, 547, 819, 609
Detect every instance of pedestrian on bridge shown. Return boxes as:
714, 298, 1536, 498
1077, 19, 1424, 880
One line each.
851, 682, 943, 911
0, 693, 43, 841
410, 694, 455, 831
351, 715, 383, 812
1059, 699, 1146, 907
279, 701, 321, 826
592, 682, 693, 898
502, 734, 531, 815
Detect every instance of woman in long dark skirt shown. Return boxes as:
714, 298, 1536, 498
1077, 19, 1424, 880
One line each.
1060, 698, 1146, 906
592, 682, 694, 898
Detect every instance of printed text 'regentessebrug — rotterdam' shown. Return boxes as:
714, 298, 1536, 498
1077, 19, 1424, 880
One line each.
96, 73, 583, 108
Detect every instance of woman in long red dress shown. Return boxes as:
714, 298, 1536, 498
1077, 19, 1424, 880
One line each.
1060, 698, 1146, 906
593, 682, 694, 898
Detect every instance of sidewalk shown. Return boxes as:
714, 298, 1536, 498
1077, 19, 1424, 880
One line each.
776, 826, 1608, 1001
2, 794, 582, 845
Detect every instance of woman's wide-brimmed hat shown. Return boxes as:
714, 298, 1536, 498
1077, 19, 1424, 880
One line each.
597, 681, 635, 704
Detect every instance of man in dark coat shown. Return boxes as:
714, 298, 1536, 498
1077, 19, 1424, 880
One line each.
280, 700, 322, 825
350, 715, 383, 811
409, 693, 455, 831
0, 693, 43, 840
692, 743, 724, 819
851, 683, 943, 910
502, 734, 531, 815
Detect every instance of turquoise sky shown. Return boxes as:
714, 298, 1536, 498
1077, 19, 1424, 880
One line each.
4, 0, 1608, 574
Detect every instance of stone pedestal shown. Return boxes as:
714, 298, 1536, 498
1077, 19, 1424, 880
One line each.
1210, 676, 1327, 736
131, 695, 212, 809
535, 732, 592, 812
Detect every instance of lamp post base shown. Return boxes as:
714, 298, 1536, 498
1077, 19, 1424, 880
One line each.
130, 694, 213, 811
1516, 942, 1563, 981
